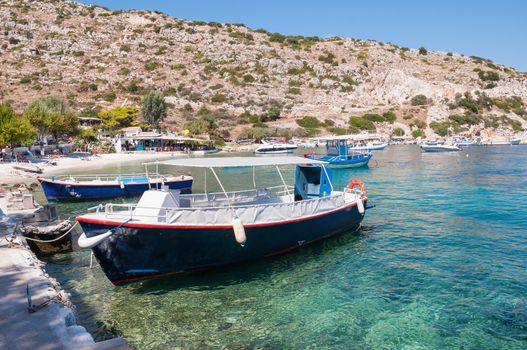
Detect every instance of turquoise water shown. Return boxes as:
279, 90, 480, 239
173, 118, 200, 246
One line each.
42, 145, 527, 349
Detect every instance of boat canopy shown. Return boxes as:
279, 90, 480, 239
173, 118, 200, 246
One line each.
149, 156, 328, 168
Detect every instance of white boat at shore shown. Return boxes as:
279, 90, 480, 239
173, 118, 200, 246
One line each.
349, 141, 388, 151
421, 143, 462, 152
255, 143, 298, 154
510, 138, 521, 145
456, 138, 477, 147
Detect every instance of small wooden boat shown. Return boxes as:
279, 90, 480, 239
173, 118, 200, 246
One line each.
75, 156, 371, 284
38, 173, 193, 201
305, 139, 372, 168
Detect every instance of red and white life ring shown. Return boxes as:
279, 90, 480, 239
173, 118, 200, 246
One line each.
347, 179, 366, 195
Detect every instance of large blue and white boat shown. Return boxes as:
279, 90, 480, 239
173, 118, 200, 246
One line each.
305, 139, 372, 168
38, 173, 193, 201
75, 156, 370, 284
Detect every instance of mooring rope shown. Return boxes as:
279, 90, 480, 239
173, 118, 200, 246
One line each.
21, 221, 79, 243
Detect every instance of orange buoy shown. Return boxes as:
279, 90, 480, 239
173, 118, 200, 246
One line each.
347, 179, 366, 195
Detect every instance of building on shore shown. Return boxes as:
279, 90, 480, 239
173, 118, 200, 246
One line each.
119, 132, 218, 154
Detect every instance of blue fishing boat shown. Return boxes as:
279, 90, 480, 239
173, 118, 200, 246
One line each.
305, 139, 372, 168
75, 156, 371, 284
38, 173, 193, 201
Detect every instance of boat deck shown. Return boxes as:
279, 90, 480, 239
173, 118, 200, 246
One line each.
78, 187, 359, 227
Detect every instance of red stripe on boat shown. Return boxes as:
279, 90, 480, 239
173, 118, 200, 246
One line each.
76, 198, 366, 230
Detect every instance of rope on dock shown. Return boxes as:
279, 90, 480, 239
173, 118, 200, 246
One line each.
21, 221, 79, 243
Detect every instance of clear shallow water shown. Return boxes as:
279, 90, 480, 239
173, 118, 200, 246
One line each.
42, 145, 527, 349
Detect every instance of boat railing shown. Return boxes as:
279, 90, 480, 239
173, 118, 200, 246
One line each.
51, 173, 170, 182
93, 186, 338, 224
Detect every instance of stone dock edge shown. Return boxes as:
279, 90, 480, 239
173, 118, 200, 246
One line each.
0, 233, 129, 350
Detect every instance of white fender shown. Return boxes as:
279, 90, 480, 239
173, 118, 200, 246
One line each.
356, 195, 365, 214
119, 181, 125, 189
232, 216, 246, 246
78, 230, 114, 249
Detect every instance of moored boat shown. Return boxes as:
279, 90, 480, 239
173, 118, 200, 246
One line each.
38, 173, 193, 201
510, 138, 521, 145
75, 156, 371, 284
349, 141, 388, 151
305, 138, 372, 168
456, 138, 476, 147
420, 143, 462, 152
254, 143, 298, 154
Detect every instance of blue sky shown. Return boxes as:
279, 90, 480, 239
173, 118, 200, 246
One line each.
77, 0, 527, 71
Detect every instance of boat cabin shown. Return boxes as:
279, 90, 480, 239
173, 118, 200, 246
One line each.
294, 165, 332, 200
326, 139, 349, 159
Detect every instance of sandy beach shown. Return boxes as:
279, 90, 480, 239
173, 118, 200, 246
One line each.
0, 152, 186, 185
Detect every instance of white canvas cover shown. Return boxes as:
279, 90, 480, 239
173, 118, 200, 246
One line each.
132, 190, 180, 222
150, 156, 328, 168
166, 194, 345, 225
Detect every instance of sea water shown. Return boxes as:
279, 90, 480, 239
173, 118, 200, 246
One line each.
42, 145, 527, 349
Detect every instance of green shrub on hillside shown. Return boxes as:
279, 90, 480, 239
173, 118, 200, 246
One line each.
144, 60, 158, 71
349, 116, 375, 131
411, 94, 428, 106
478, 70, 500, 81
392, 128, 405, 136
412, 129, 425, 138
448, 113, 482, 126
429, 121, 450, 136
296, 116, 323, 129
382, 111, 397, 123
363, 114, 384, 123
211, 93, 227, 103
327, 127, 348, 135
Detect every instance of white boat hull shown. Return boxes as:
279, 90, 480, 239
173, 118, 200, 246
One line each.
421, 144, 462, 152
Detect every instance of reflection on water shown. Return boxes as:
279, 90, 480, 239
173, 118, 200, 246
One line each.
42, 145, 527, 349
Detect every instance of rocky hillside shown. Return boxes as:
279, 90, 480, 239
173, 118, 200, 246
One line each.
1, 0, 527, 139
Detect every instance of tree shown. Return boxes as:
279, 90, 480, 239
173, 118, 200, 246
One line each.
141, 90, 166, 127
418, 47, 428, 55
98, 107, 139, 131
0, 102, 36, 146
24, 97, 78, 142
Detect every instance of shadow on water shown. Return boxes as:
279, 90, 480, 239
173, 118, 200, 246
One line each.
128, 225, 372, 294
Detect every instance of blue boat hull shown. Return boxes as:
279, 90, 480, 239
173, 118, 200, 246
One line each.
306, 154, 372, 168
39, 178, 193, 201
77, 200, 366, 284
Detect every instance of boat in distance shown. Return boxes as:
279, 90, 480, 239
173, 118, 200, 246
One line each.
349, 141, 388, 151
254, 142, 298, 154
305, 138, 372, 168
420, 142, 462, 152
38, 173, 193, 201
75, 156, 371, 284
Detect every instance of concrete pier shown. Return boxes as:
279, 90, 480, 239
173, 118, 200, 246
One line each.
0, 235, 129, 349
